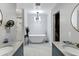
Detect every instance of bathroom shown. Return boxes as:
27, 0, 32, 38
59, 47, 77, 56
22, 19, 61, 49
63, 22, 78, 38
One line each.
0, 3, 79, 56
16, 3, 79, 56
16, 3, 53, 56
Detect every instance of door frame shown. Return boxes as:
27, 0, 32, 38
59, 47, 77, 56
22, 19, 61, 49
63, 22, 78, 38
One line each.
53, 11, 60, 42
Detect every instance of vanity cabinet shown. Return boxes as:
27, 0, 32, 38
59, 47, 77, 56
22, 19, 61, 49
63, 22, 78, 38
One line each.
52, 43, 64, 56
13, 43, 24, 56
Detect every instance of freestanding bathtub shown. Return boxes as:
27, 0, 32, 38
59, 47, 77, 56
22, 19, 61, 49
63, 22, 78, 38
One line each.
29, 34, 47, 43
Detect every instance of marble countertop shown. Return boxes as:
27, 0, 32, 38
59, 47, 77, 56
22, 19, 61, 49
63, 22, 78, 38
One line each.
52, 42, 77, 56
0, 40, 23, 56
8, 41, 23, 56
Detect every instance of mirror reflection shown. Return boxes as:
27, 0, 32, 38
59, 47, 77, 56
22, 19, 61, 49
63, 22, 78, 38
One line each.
71, 4, 79, 31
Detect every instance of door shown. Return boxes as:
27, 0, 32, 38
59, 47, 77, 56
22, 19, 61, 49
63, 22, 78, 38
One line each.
53, 12, 60, 42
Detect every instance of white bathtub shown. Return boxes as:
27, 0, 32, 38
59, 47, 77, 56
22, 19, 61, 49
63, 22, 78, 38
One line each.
0, 46, 13, 56
29, 34, 47, 43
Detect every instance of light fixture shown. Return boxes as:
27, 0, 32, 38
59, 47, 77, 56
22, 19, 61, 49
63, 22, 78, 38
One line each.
30, 3, 44, 14
32, 3, 41, 22
36, 12, 39, 20
34, 12, 41, 22
34, 3, 41, 9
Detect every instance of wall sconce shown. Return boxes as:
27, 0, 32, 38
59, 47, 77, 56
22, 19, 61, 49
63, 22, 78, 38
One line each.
5, 20, 15, 29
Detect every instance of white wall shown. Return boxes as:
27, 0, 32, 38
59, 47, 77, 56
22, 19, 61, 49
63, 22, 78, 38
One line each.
27, 13, 47, 35
0, 3, 16, 44
47, 10, 52, 46
16, 9, 24, 41
24, 10, 28, 28
51, 3, 79, 43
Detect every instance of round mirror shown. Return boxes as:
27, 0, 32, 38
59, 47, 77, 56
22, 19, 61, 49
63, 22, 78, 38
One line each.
0, 9, 3, 25
71, 4, 79, 32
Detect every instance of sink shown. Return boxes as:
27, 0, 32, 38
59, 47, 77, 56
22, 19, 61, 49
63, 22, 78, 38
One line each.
0, 46, 13, 56
63, 45, 79, 56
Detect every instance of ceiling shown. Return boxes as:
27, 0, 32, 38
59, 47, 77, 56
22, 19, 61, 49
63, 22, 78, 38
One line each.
16, 3, 56, 14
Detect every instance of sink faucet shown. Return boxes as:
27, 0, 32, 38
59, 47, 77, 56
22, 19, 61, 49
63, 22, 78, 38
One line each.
63, 41, 74, 45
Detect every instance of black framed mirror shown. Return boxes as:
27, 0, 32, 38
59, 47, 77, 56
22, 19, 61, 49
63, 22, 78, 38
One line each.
0, 9, 3, 25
